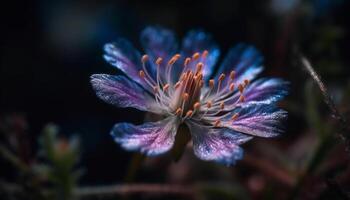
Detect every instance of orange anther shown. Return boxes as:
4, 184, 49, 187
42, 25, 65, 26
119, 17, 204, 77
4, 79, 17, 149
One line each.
239, 95, 245, 102
229, 83, 235, 92
194, 102, 201, 110
220, 102, 225, 110
230, 71, 236, 80
196, 62, 204, 72
207, 101, 212, 108
141, 54, 149, 63
209, 79, 215, 88
175, 108, 182, 115
174, 81, 181, 89
184, 57, 191, 67
244, 79, 250, 86
192, 52, 200, 60
231, 113, 239, 121
156, 57, 163, 65
139, 70, 145, 78
163, 84, 170, 91
182, 93, 189, 101
186, 110, 193, 117
219, 73, 226, 81
202, 50, 209, 58
214, 120, 221, 127
238, 84, 244, 93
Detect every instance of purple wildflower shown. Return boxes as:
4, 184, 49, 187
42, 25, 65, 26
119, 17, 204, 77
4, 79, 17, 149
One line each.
91, 26, 288, 165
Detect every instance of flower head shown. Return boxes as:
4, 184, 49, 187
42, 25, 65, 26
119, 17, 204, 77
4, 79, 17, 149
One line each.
91, 26, 288, 165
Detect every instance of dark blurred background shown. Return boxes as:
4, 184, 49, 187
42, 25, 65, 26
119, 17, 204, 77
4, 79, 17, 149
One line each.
1, 0, 350, 199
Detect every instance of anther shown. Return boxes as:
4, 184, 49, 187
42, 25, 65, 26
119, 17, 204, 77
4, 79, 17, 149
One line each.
229, 83, 235, 92
163, 84, 170, 92
192, 52, 200, 60
231, 113, 239, 121
230, 71, 236, 80
184, 57, 191, 67
194, 102, 201, 110
185, 110, 193, 117
139, 70, 145, 78
220, 102, 225, 110
202, 50, 209, 58
156, 57, 163, 65
238, 84, 244, 93
196, 62, 204, 73
175, 108, 182, 115
168, 54, 181, 65
219, 73, 226, 81
207, 101, 212, 108
244, 79, 250, 87
239, 95, 245, 102
182, 93, 189, 101
141, 55, 149, 63
214, 120, 221, 127
199, 80, 204, 88
209, 79, 215, 89
174, 81, 181, 89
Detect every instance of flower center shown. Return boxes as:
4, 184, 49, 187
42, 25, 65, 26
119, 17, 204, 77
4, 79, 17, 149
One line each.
138, 51, 249, 125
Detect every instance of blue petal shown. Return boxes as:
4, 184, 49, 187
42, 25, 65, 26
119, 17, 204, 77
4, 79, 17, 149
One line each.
180, 30, 220, 80
90, 74, 162, 113
224, 104, 287, 137
216, 44, 263, 85
111, 117, 180, 156
103, 39, 153, 91
140, 26, 178, 81
186, 120, 252, 166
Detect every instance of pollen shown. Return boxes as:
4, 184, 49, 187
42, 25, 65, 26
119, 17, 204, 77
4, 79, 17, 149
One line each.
141, 54, 149, 63
168, 54, 181, 65
139, 70, 145, 78
244, 79, 250, 87
196, 62, 204, 73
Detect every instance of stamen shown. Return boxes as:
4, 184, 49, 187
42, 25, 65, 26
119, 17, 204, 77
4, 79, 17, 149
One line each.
174, 81, 181, 89
156, 57, 163, 65
207, 101, 212, 108
219, 102, 225, 110
185, 110, 193, 117
182, 93, 189, 101
184, 57, 191, 67
230, 70, 235, 80
214, 120, 221, 127
244, 79, 250, 87
175, 108, 182, 116
168, 54, 181, 65
196, 62, 203, 73
239, 95, 245, 102
209, 79, 215, 89
192, 52, 200, 60
199, 80, 204, 88
163, 84, 170, 92
219, 73, 226, 81
231, 113, 239, 121
139, 70, 145, 78
202, 50, 209, 58
229, 83, 235, 92
194, 102, 201, 110
238, 84, 244, 93
141, 54, 149, 63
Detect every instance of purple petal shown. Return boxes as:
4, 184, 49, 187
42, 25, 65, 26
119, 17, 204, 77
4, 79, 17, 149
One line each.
111, 117, 180, 156
224, 104, 287, 137
91, 74, 162, 113
180, 30, 220, 80
216, 44, 263, 86
103, 40, 153, 91
241, 78, 289, 105
186, 120, 252, 165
